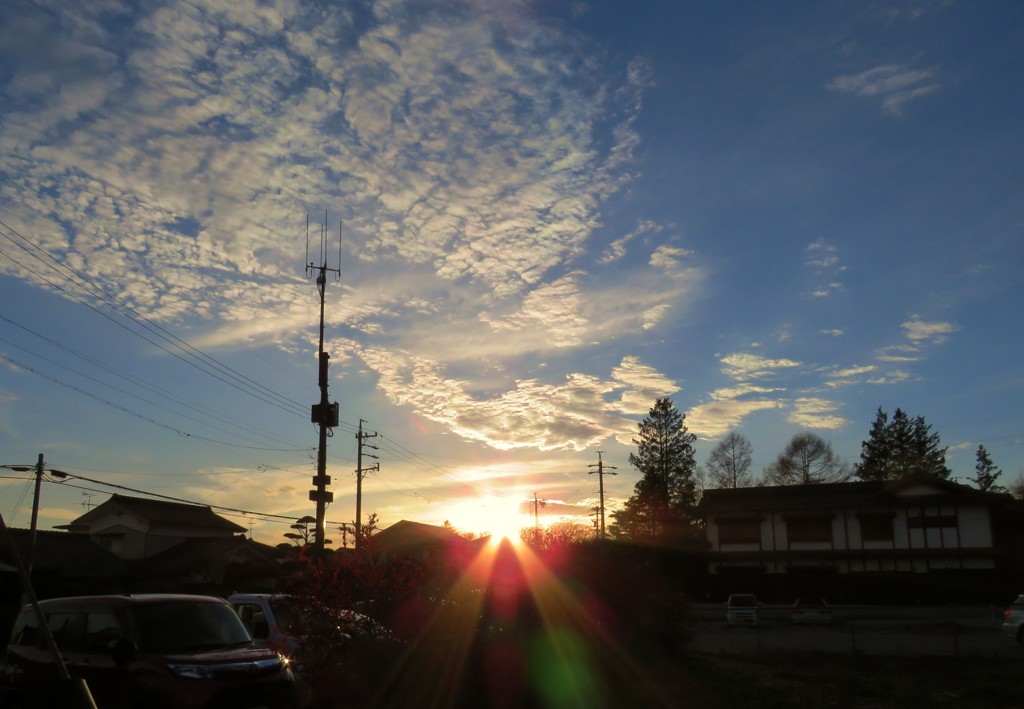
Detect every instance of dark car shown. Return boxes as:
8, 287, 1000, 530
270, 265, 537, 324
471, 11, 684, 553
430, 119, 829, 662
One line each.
791, 597, 833, 625
1001, 593, 1024, 643
725, 593, 760, 627
0, 594, 297, 709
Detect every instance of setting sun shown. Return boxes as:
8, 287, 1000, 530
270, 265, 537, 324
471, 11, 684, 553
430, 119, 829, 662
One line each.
440, 495, 530, 543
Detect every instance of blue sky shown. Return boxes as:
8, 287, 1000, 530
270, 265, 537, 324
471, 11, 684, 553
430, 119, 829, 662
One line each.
1, 0, 1022, 544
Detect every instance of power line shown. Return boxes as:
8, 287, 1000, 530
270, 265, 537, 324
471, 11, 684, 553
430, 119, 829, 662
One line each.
0, 218, 308, 417
0, 350, 311, 452
44, 472, 351, 528
0, 313, 310, 450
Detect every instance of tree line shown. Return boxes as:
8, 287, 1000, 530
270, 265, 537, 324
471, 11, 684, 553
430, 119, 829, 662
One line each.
609, 398, 1013, 545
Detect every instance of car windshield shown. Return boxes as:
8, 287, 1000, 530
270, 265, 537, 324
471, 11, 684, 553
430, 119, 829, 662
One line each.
131, 601, 252, 652
729, 595, 757, 607
796, 599, 828, 609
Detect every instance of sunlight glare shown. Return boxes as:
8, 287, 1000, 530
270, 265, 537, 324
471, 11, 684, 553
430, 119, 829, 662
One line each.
446, 494, 528, 545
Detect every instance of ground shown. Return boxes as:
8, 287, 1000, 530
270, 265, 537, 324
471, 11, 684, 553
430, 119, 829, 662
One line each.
642, 654, 1022, 709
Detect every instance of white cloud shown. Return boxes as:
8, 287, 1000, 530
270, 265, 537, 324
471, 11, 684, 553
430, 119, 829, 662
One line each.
902, 318, 958, 344
720, 353, 801, 380
358, 348, 673, 451
688, 398, 783, 439
600, 219, 663, 264
0, 0, 708, 461
827, 64, 940, 114
787, 397, 848, 429
805, 241, 845, 298
650, 244, 693, 272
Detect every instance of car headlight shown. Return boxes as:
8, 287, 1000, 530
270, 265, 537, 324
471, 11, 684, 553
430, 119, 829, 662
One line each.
168, 663, 218, 679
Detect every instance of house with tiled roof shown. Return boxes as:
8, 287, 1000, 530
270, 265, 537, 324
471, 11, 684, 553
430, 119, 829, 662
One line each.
58, 494, 246, 560
373, 520, 485, 564
133, 535, 284, 594
701, 476, 1024, 602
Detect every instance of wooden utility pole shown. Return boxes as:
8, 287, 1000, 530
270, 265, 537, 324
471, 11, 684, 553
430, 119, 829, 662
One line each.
588, 451, 617, 540
355, 419, 378, 547
531, 492, 546, 530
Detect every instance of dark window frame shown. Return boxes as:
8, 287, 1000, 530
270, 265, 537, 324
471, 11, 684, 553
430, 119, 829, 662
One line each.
859, 514, 895, 542
786, 516, 833, 544
718, 518, 762, 544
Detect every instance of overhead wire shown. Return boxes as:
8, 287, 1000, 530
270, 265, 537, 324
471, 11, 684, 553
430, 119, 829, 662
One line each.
0, 333, 313, 452
0, 218, 308, 418
0, 216, 486, 509
46, 472, 350, 528
0, 312, 310, 450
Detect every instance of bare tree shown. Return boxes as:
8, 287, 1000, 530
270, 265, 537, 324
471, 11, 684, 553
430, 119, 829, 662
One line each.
706, 432, 754, 488
763, 432, 850, 485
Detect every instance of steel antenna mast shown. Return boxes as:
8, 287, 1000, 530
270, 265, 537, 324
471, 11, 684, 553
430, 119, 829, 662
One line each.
306, 213, 342, 554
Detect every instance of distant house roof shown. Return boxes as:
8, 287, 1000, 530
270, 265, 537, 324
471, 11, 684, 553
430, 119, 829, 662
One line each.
61, 494, 246, 534
135, 536, 281, 578
0, 528, 126, 578
373, 520, 476, 552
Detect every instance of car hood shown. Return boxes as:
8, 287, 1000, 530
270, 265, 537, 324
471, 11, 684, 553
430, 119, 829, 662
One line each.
160, 646, 282, 664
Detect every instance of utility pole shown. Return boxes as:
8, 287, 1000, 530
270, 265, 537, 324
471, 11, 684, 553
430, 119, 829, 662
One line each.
307, 214, 341, 554
355, 419, 378, 548
28, 453, 44, 576
7, 453, 67, 576
531, 492, 546, 530
588, 451, 617, 540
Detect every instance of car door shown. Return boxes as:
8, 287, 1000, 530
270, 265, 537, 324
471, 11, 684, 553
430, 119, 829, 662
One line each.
47, 610, 124, 707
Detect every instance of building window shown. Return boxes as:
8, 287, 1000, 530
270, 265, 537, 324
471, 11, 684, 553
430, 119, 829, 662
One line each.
718, 518, 761, 544
907, 514, 957, 529
859, 514, 894, 542
786, 516, 832, 544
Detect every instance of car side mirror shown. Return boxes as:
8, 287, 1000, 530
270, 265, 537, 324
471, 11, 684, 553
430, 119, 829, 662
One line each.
109, 638, 137, 664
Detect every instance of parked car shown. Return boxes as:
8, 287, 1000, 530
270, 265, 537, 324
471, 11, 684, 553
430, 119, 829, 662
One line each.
228, 592, 393, 671
0, 594, 297, 709
791, 597, 833, 625
725, 593, 760, 627
1001, 593, 1024, 642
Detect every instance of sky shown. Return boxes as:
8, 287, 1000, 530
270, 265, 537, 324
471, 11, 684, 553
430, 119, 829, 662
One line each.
1, 0, 1022, 547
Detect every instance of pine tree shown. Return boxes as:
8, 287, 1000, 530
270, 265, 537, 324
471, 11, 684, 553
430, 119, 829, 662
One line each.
856, 407, 950, 481
610, 397, 699, 546
857, 408, 892, 481
969, 445, 1006, 493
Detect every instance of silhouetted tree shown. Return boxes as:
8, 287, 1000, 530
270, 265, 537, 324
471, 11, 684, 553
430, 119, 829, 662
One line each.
521, 520, 595, 552
856, 408, 950, 480
969, 444, 1006, 493
610, 397, 699, 546
762, 432, 850, 485
1009, 475, 1024, 500
284, 515, 318, 547
706, 432, 754, 488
